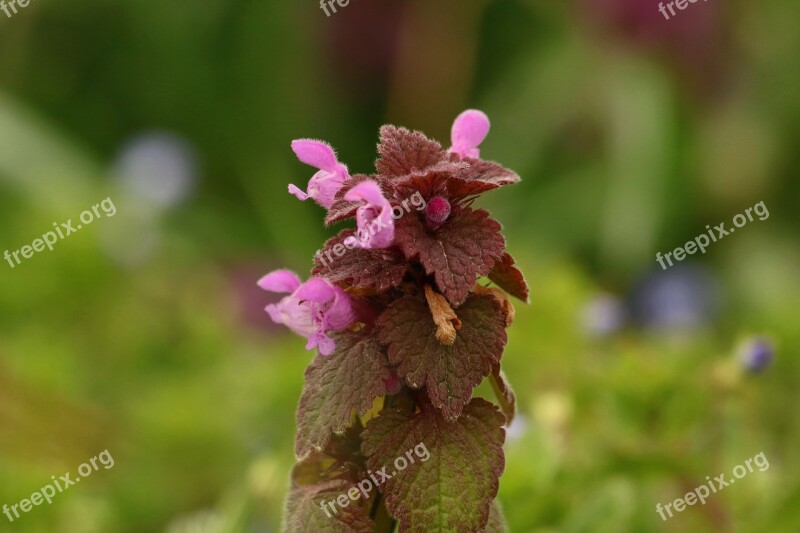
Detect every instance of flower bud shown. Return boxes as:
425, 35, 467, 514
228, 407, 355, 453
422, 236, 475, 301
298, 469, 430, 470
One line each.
425, 196, 451, 229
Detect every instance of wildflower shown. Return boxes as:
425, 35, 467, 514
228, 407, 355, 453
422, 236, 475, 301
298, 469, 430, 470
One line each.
280, 110, 528, 532
449, 109, 490, 159
288, 139, 350, 209
258, 270, 355, 355
343, 180, 395, 249
739, 337, 774, 373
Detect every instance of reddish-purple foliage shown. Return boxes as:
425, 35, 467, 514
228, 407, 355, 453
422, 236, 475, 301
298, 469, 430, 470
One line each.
266, 111, 528, 533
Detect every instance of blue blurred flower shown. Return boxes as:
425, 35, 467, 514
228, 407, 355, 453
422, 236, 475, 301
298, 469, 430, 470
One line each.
630, 265, 721, 331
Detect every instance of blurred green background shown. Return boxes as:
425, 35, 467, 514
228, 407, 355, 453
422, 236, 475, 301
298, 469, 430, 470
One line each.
1, 0, 798, 531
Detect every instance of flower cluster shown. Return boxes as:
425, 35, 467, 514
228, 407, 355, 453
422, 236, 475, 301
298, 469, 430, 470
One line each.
269, 110, 529, 533
261, 110, 524, 355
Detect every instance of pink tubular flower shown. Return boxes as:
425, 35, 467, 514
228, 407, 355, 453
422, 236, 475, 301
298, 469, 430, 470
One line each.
288, 139, 350, 209
449, 109, 490, 159
343, 180, 394, 249
258, 270, 356, 356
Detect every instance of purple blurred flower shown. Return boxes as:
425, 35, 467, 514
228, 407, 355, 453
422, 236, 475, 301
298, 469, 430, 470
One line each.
258, 270, 355, 356
288, 140, 350, 209
739, 338, 774, 373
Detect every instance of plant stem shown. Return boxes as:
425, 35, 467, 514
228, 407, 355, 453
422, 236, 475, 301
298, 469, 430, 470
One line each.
370, 492, 396, 532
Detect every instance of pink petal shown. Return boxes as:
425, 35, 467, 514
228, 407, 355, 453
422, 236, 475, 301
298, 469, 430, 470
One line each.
295, 278, 356, 331
316, 334, 336, 356
288, 184, 309, 201
294, 277, 337, 305
344, 180, 386, 206
325, 289, 356, 330
362, 207, 394, 249
289, 141, 350, 208
258, 269, 303, 294
266, 298, 317, 338
304, 330, 335, 355
343, 180, 395, 249
450, 109, 490, 158
291, 139, 339, 172
264, 303, 284, 324
307, 169, 347, 209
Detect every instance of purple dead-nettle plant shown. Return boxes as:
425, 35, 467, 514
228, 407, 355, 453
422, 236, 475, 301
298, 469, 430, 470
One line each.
263, 110, 529, 533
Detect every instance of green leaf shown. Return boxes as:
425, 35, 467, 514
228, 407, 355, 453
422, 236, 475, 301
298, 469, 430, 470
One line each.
283, 477, 374, 533
377, 294, 507, 419
296, 332, 392, 459
361, 398, 506, 532
485, 500, 509, 533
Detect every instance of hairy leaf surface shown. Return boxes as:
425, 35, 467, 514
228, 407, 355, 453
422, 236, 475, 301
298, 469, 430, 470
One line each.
313, 230, 408, 294
296, 332, 391, 458
488, 252, 529, 303
377, 294, 507, 419
361, 398, 506, 532
394, 208, 505, 306
376, 126, 446, 178
284, 480, 374, 533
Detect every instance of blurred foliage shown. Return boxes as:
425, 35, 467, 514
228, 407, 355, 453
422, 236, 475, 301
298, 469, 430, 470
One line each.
1, 0, 799, 531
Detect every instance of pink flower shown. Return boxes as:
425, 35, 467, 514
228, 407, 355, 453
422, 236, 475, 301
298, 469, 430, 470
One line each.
258, 270, 356, 356
449, 109, 490, 159
288, 140, 350, 209
343, 180, 395, 249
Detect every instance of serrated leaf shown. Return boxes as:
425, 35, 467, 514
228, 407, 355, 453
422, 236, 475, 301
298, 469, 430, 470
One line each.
283, 478, 374, 533
377, 294, 507, 419
391, 174, 501, 203
296, 332, 392, 459
488, 365, 516, 425
456, 157, 520, 187
419, 157, 521, 201
394, 208, 505, 306
312, 230, 408, 294
376, 126, 447, 178
361, 398, 506, 533
488, 252, 529, 303
389, 159, 517, 203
